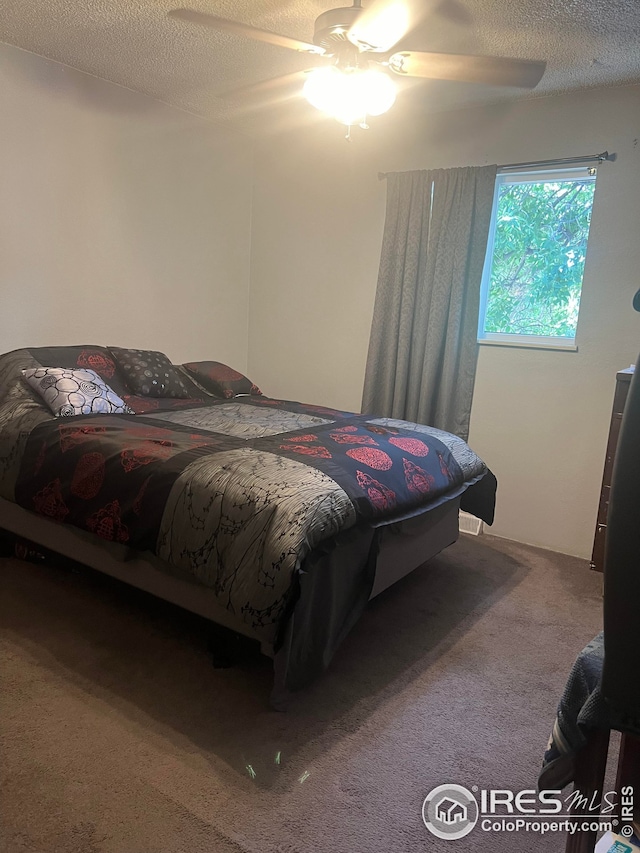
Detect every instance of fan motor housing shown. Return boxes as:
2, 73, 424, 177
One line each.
313, 5, 363, 50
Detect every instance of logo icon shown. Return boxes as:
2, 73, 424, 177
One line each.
437, 797, 468, 825
422, 784, 479, 840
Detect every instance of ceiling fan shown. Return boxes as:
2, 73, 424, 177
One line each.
168, 1, 546, 132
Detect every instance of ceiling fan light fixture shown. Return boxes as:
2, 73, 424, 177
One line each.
169, 3, 547, 136
303, 65, 396, 126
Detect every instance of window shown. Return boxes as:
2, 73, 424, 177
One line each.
478, 167, 596, 349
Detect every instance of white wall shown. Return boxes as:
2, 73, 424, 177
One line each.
249, 84, 640, 558
3, 40, 638, 559
0, 42, 254, 370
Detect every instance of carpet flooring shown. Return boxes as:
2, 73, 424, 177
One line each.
0, 534, 605, 853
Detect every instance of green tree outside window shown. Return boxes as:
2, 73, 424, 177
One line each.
483, 177, 596, 339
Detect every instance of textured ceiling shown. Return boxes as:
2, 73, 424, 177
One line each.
1, 0, 640, 134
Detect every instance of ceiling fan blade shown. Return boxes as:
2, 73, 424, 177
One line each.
168, 9, 325, 55
348, 0, 435, 53
386, 50, 546, 87
217, 70, 311, 101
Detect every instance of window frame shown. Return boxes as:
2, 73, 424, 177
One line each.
477, 166, 597, 351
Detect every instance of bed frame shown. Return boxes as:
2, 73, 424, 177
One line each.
0, 494, 461, 700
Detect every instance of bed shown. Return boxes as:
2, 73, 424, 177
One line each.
0, 345, 496, 705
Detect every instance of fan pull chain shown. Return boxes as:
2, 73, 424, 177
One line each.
344, 117, 371, 140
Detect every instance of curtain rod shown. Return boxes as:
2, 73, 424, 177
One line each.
377, 151, 614, 180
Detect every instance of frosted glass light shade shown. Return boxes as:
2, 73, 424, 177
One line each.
359, 69, 397, 116
303, 66, 341, 113
303, 66, 396, 125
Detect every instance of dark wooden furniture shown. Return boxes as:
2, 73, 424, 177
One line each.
566, 731, 640, 853
590, 367, 634, 572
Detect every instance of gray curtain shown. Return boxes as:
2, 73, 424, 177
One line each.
361, 164, 497, 440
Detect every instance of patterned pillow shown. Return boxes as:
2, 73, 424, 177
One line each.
182, 361, 262, 399
22, 368, 134, 417
109, 348, 192, 398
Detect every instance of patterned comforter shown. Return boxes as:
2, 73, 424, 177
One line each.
0, 347, 495, 647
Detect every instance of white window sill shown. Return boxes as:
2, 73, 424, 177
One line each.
478, 338, 578, 352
